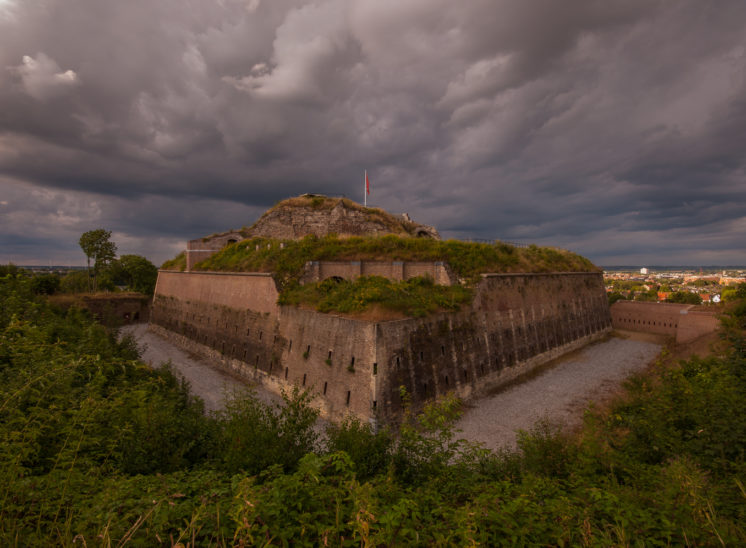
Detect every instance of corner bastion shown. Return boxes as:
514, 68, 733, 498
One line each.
150, 269, 610, 424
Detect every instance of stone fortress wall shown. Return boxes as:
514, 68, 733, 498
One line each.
300, 260, 456, 286
610, 300, 719, 343
150, 268, 611, 424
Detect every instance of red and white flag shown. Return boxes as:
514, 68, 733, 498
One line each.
364, 170, 370, 206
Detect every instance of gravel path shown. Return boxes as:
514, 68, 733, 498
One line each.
122, 324, 661, 450
454, 336, 662, 450
120, 323, 282, 412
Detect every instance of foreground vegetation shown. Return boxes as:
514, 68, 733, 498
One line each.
2, 272, 745, 545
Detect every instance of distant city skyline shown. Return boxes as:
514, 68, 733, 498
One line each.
1, 1, 745, 267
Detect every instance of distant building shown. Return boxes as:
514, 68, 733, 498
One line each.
640, 267, 649, 275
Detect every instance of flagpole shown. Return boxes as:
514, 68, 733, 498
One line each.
364, 170, 367, 207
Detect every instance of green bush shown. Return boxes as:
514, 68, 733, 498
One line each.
324, 417, 393, 480
516, 417, 575, 478
213, 387, 319, 475
59, 269, 89, 293
30, 273, 61, 295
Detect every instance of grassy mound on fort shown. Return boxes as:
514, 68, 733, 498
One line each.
186, 235, 597, 317
193, 234, 597, 282
161, 250, 186, 271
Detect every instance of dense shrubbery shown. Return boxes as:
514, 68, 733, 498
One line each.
1, 272, 745, 545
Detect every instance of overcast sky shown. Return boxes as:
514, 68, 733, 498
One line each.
1, 0, 745, 267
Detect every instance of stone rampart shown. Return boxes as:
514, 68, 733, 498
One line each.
150, 270, 611, 424
610, 301, 719, 343
373, 272, 611, 422
610, 301, 684, 336
155, 270, 279, 314
52, 294, 150, 326
301, 260, 455, 285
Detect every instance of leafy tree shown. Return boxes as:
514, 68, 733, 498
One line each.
108, 254, 158, 295
634, 287, 658, 302
736, 282, 746, 300
0, 263, 24, 277
79, 229, 117, 292
666, 291, 703, 305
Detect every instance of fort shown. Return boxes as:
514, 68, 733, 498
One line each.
150, 195, 612, 424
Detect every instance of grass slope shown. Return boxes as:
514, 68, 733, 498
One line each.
194, 235, 596, 281
188, 235, 596, 317
160, 251, 186, 271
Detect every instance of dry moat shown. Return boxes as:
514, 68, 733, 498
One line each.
123, 323, 663, 449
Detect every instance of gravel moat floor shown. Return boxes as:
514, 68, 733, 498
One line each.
121, 324, 662, 449
453, 334, 662, 450
120, 323, 281, 412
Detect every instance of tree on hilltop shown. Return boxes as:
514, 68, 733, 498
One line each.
109, 254, 158, 295
79, 229, 117, 292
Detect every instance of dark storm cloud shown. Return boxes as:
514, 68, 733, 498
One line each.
1, 0, 745, 265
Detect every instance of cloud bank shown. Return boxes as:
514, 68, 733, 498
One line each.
1, 0, 745, 266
